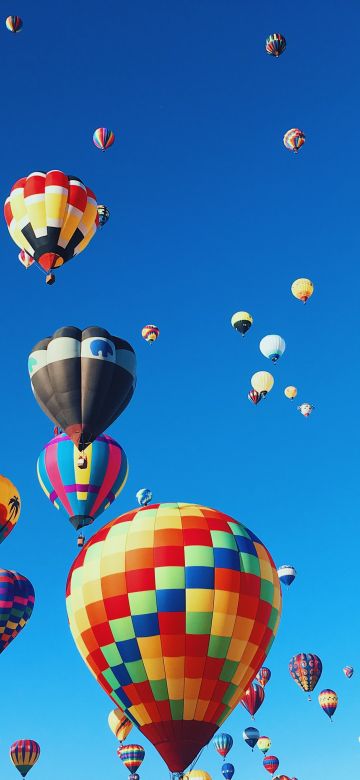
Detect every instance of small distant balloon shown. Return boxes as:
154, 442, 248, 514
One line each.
136, 488, 153, 506
97, 205, 110, 228
6, 16, 22, 32
291, 278, 314, 303
231, 311, 253, 336
298, 403, 314, 417
256, 667, 271, 687
343, 666, 354, 678
265, 33, 286, 57
243, 726, 259, 750
263, 756, 279, 775
10, 741, 40, 777
18, 250, 34, 270
257, 736, 271, 755
142, 324, 160, 343
0, 570, 35, 654
283, 129, 306, 153
251, 371, 274, 398
248, 389, 260, 405
117, 745, 145, 773
284, 386, 297, 400
277, 565, 296, 587
260, 335, 286, 363
318, 689, 338, 721
108, 709, 133, 742
93, 128, 115, 151
222, 764, 234, 780
240, 682, 265, 718
289, 653, 322, 696
214, 733, 233, 759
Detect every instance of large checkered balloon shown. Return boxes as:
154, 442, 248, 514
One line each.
66, 503, 281, 774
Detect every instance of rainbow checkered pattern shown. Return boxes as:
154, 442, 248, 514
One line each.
66, 503, 281, 773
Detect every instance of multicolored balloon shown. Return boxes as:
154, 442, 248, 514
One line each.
93, 128, 115, 151
289, 653, 322, 697
343, 665, 354, 678
136, 488, 153, 507
214, 733, 233, 758
291, 278, 314, 303
318, 689, 338, 721
141, 324, 160, 343
260, 335, 286, 363
97, 205, 110, 228
277, 565, 296, 587
284, 386, 297, 400
18, 250, 34, 269
6, 16, 23, 32
283, 129, 306, 153
243, 726, 259, 750
37, 433, 128, 531
251, 372, 274, 398
297, 403, 314, 418
265, 33, 286, 57
10, 741, 40, 777
0, 475, 21, 544
248, 389, 260, 405
256, 667, 271, 687
240, 682, 265, 719
222, 764, 234, 780
231, 311, 253, 336
117, 745, 145, 772
66, 503, 281, 774
108, 709, 133, 742
4, 171, 98, 283
258, 736, 271, 755
28, 326, 136, 451
0, 570, 35, 654
263, 756, 279, 775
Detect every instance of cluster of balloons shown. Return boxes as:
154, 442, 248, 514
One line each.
264, 34, 305, 154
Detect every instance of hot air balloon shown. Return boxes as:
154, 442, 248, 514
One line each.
142, 324, 160, 343
291, 278, 314, 304
18, 250, 34, 269
214, 733, 233, 759
0, 475, 21, 544
97, 205, 110, 228
108, 709, 133, 743
117, 745, 145, 773
6, 16, 22, 32
259, 335, 286, 363
277, 566, 296, 587
256, 667, 271, 688
4, 171, 98, 284
37, 433, 128, 531
10, 741, 40, 777
265, 33, 286, 57
28, 326, 136, 451
297, 403, 314, 418
318, 689, 338, 721
289, 653, 322, 699
283, 129, 306, 153
264, 756, 279, 775
243, 726, 259, 750
273, 776, 291, 780
93, 128, 115, 151
240, 682, 265, 719
185, 773, 212, 780
251, 372, 274, 399
343, 666, 354, 678
258, 737, 271, 755
136, 488, 153, 507
231, 312, 253, 336
0, 570, 34, 653
248, 389, 261, 405
284, 386, 297, 400
222, 764, 234, 780
66, 503, 282, 775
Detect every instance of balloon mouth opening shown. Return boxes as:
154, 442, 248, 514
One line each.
36, 252, 64, 271
70, 515, 94, 530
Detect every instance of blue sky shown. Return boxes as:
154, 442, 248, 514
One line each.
0, 0, 359, 778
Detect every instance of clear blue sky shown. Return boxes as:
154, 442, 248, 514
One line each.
0, 1, 359, 778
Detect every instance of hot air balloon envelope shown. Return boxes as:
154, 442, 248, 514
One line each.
10, 741, 40, 777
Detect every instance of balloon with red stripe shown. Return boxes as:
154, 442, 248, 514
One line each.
93, 128, 115, 151
10, 740, 40, 777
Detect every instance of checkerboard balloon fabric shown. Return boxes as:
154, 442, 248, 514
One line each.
66, 503, 281, 773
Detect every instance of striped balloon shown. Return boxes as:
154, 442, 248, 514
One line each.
97, 205, 110, 228
214, 733, 233, 758
117, 744, 145, 772
10, 740, 40, 777
141, 324, 160, 343
93, 128, 115, 151
108, 708, 133, 742
343, 665, 354, 678
37, 433, 128, 531
256, 666, 271, 687
318, 689, 338, 721
6, 16, 23, 32
283, 129, 306, 153
0, 570, 35, 654
289, 653, 322, 696
263, 756, 279, 775
240, 682, 265, 718
265, 33, 286, 57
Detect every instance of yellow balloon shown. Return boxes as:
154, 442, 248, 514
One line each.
185, 773, 212, 780
0, 475, 21, 544
108, 708, 133, 742
284, 386, 297, 399
291, 278, 314, 303
251, 371, 274, 395
231, 311, 253, 336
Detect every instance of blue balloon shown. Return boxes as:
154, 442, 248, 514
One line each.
243, 725, 259, 749
222, 763, 235, 780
